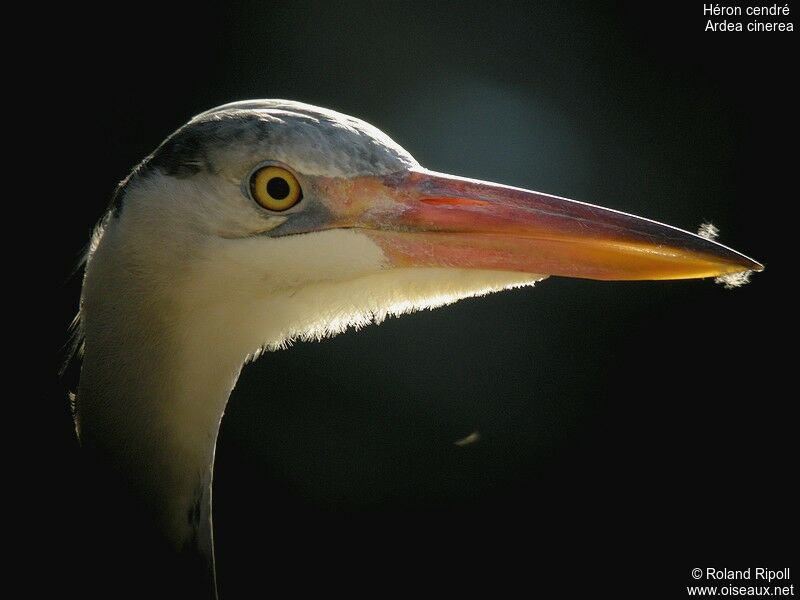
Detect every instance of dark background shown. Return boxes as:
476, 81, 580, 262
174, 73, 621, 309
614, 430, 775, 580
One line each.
45, 1, 795, 597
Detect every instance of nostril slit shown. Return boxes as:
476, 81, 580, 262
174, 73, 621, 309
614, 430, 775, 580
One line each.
420, 197, 491, 207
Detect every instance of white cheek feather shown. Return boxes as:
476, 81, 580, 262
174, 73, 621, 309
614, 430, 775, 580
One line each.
259, 263, 546, 352
186, 229, 546, 362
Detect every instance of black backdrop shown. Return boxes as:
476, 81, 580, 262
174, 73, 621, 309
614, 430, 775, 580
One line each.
44, 2, 795, 597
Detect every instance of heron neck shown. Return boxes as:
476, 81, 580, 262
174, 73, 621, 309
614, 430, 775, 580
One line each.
76, 267, 247, 599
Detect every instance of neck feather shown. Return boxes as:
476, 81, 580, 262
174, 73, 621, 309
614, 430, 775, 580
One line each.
75, 222, 250, 598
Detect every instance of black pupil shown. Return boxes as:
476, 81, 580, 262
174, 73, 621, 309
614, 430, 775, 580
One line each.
266, 177, 291, 200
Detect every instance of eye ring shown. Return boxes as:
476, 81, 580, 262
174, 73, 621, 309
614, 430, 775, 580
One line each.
249, 165, 303, 212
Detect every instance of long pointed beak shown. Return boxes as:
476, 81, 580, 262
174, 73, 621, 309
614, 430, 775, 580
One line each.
332, 168, 762, 281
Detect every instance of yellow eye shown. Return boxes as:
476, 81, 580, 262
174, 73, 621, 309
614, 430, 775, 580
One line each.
249, 166, 302, 211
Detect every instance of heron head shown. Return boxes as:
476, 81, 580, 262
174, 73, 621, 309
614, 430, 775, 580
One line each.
88, 99, 761, 352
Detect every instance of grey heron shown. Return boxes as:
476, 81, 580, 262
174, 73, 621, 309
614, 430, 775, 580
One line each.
72, 100, 762, 598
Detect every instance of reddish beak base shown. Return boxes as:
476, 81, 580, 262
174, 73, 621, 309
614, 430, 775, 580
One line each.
348, 169, 763, 281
